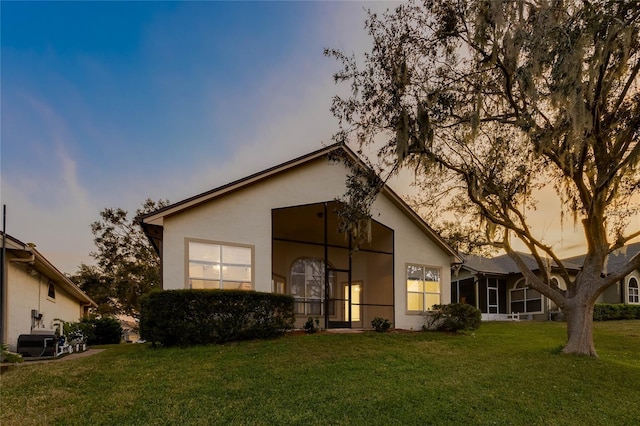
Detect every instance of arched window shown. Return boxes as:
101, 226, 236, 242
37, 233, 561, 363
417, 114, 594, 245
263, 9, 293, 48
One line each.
47, 281, 56, 300
290, 258, 334, 316
629, 277, 639, 304
510, 279, 542, 314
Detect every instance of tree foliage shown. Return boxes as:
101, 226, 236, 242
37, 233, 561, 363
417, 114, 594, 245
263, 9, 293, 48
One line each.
73, 199, 169, 318
327, 0, 640, 355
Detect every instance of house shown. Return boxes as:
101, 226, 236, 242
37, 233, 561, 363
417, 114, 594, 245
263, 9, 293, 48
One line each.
1, 232, 97, 352
452, 243, 640, 321
139, 144, 462, 330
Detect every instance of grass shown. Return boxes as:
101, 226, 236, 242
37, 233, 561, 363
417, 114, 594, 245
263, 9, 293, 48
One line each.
1, 321, 639, 425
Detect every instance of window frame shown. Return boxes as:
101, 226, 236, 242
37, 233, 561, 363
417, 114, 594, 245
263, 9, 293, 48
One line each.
46, 281, 56, 301
289, 257, 334, 316
185, 238, 254, 290
628, 277, 639, 304
509, 279, 543, 314
405, 263, 442, 314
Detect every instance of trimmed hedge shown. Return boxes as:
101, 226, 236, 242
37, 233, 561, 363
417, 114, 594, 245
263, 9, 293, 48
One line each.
593, 303, 640, 321
140, 289, 295, 346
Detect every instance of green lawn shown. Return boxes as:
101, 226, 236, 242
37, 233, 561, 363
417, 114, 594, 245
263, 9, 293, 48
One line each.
2, 321, 639, 425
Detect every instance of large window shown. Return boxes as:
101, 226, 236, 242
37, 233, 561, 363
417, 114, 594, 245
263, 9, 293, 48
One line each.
629, 277, 639, 304
188, 241, 252, 290
290, 258, 334, 316
407, 265, 441, 312
510, 279, 542, 313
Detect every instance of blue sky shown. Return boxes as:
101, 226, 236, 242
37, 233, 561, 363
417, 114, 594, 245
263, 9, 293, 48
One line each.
1, 1, 396, 272
2, 1, 612, 274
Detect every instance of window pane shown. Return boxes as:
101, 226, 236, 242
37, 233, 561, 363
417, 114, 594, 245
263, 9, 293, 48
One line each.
189, 262, 220, 280
47, 283, 56, 299
527, 288, 541, 300
527, 299, 542, 312
425, 280, 440, 293
511, 289, 525, 301
292, 261, 305, 274
511, 301, 525, 313
309, 300, 322, 315
294, 299, 305, 315
407, 279, 424, 292
224, 265, 251, 281
308, 278, 323, 299
222, 281, 251, 290
407, 265, 424, 280
425, 293, 441, 310
290, 274, 305, 297
424, 268, 440, 282
306, 260, 324, 277
222, 245, 251, 265
407, 293, 423, 311
190, 279, 218, 289
190, 242, 219, 262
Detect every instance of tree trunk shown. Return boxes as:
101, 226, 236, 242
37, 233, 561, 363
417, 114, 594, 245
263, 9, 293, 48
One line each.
562, 302, 597, 357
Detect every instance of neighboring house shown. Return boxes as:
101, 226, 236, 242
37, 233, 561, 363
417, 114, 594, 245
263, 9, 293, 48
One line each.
452, 243, 640, 321
0, 232, 97, 352
139, 144, 462, 330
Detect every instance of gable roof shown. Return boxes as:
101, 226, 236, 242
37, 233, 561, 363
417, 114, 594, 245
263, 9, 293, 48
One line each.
1, 232, 97, 307
138, 143, 462, 263
460, 243, 640, 276
562, 242, 640, 272
461, 252, 537, 275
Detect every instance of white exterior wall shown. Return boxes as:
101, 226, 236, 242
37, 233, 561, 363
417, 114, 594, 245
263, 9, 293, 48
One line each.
161, 158, 454, 330
5, 257, 84, 351
368, 191, 452, 330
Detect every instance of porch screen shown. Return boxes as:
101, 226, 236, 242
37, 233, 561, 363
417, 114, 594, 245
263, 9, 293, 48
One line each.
188, 241, 252, 290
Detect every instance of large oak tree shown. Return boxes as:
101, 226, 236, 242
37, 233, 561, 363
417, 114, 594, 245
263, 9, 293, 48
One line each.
327, 0, 640, 355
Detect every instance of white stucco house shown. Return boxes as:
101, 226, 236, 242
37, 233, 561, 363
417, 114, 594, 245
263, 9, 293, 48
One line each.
139, 144, 462, 330
1, 232, 97, 352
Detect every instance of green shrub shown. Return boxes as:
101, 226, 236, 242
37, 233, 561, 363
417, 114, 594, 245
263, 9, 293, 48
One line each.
60, 316, 122, 345
371, 317, 392, 332
139, 289, 295, 347
81, 317, 122, 345
1, 344, 23, 363
304, 317, 320, 334
593, 304, 640, 321
425, 303, 482, 332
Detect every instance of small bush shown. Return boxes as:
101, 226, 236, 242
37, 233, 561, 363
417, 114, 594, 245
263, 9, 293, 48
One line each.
593, 304, 640, 321
371, 317, 392, 332
1, 344, 23, 363
60, 316, 122, 345
140, 289, 295, 347
425, 303, 482, 332
304, 317, 320, 334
